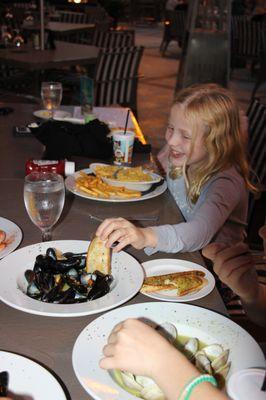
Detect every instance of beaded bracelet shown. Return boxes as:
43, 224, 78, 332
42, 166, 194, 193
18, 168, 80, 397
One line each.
178, 374, 218, 400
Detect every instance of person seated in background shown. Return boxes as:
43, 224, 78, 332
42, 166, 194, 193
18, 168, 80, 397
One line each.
203, 224, 266, 327
96, 84, 256, 255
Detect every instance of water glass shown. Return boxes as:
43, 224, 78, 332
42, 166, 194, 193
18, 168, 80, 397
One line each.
41, 82, 62, 119
24, 172, 65, 242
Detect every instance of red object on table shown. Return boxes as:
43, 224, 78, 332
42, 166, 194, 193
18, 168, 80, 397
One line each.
25, 159, 75, 177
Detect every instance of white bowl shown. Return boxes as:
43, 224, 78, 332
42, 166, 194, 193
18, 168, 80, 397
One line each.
90, 163, 162, 192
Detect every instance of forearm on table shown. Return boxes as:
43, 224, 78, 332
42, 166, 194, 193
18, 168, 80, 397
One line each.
145, 217, 222, 254
242, 285, 266, 327
152, 346, 228, 400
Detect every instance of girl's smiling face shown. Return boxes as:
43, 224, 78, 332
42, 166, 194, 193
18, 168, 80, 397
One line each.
166, 104, 207, 168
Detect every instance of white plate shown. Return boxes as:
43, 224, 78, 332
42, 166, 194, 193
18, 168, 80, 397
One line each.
0, 350, 66, 400
72, 302, 266, 400
0, 240, 144, 317
33, 109, 72, 120
65, 168, 167, 203
141, 259, 215, 302
90, 163, 162, 192
0, 217, 23, 259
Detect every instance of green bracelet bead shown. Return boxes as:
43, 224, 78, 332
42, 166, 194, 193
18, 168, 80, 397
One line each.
178, 374, 218, 400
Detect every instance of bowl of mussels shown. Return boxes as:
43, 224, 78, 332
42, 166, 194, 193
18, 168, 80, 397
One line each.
24, 237, 113, 304
0, 238, 144, 317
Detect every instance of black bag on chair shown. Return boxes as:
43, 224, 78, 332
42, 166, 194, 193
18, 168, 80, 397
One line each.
32, 119, 113, 160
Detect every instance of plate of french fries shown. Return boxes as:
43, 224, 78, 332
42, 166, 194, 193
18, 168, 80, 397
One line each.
90, 163, 162, 191
65, 168, 167, 202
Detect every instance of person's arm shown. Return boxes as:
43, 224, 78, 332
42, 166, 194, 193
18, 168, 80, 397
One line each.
145, 173, 246, 254
99, 319, 228, 400
96, 173, 245, 253
203, 242, 266, 327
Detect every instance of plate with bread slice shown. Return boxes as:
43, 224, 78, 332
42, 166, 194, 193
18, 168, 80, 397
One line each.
140, 259, 215, 302
0, 239, 144, 317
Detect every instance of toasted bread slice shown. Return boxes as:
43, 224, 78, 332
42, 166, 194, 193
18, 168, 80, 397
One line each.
86, 237, 111, 274
141, 270, 207, 296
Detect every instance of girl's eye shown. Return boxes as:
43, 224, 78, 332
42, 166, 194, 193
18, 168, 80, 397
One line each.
183, 135, 191, 140
167, 126, 174, 132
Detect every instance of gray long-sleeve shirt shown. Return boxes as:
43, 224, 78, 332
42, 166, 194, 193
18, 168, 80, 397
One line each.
145, 166, 248, 254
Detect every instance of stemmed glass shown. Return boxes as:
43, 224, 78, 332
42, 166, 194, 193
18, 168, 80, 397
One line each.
24, 172, 65, 242
41, 82, 63, 119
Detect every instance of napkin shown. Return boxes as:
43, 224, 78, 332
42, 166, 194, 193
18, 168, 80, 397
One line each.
32, 119, 152, 160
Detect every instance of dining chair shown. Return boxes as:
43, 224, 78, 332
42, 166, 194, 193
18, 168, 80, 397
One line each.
230, 16, 266, 76
251, 29, 266, 99
159, 10, 187, 56
93, 46, 144, 118
56, 11, 89, 24
91, 29, 135, 49
246, 98, 266, 250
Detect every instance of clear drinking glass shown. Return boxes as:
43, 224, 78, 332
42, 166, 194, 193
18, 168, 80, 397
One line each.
24, 172, 65, 242
41, 82, 62, 119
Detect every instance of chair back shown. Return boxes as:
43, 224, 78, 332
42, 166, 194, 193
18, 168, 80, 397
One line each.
92, 30, 135, 48
177, 31, 229, 88
58, 11, 89, 24
231, 16, 266, 60
247, 98, 266, 186
93, 46, 144, 117
246, 98, 266, 248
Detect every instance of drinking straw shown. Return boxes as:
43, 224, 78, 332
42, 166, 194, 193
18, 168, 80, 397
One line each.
123, 109, 130, 134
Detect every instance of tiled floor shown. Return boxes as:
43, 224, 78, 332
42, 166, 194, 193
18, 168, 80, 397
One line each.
134, 24, 266, 154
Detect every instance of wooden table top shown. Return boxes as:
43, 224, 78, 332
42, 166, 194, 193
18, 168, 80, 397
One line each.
23, 21, 95, 33
0, 41, 99, 70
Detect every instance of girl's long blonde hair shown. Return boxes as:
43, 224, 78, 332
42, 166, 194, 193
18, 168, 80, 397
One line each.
173, 83, 256, 203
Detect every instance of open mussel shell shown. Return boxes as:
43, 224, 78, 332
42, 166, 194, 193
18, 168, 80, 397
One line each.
87, 273, 112, 300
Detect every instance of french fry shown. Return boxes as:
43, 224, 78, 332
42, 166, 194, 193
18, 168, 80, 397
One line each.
75, 173, 141, 199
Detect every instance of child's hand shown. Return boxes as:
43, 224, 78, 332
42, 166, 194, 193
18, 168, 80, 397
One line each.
95, 218, 157, 252
203, 242, 259, 302
99, 318, 183, 379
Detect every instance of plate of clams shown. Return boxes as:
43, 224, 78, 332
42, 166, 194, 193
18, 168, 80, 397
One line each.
0, 240, 144, 317
72, 302, 266, 400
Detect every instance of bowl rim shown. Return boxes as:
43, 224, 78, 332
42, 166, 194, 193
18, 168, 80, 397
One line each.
89, 163, 162, 184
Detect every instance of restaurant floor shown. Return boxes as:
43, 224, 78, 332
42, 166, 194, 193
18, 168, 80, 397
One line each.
132, 23, 266, 348
134, 23, 266, 154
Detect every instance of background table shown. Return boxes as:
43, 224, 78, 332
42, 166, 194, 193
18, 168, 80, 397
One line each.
0, 41, 98, 71
0, 104, 227, 400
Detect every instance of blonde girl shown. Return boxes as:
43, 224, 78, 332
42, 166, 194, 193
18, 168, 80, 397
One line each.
96, 84, 255, 254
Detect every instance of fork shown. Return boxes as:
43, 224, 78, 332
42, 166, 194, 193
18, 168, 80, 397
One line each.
88, 214, 158, 223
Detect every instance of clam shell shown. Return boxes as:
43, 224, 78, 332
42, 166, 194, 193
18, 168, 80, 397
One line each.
155, 322, 177, 343
211, 349, 230, 372
184, 338, 199, 359
121, 371, 143, 391
214, 362, 231, 379
195, 352, 212, 374
140, 383, 165, 400
203, 344, 224, 360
